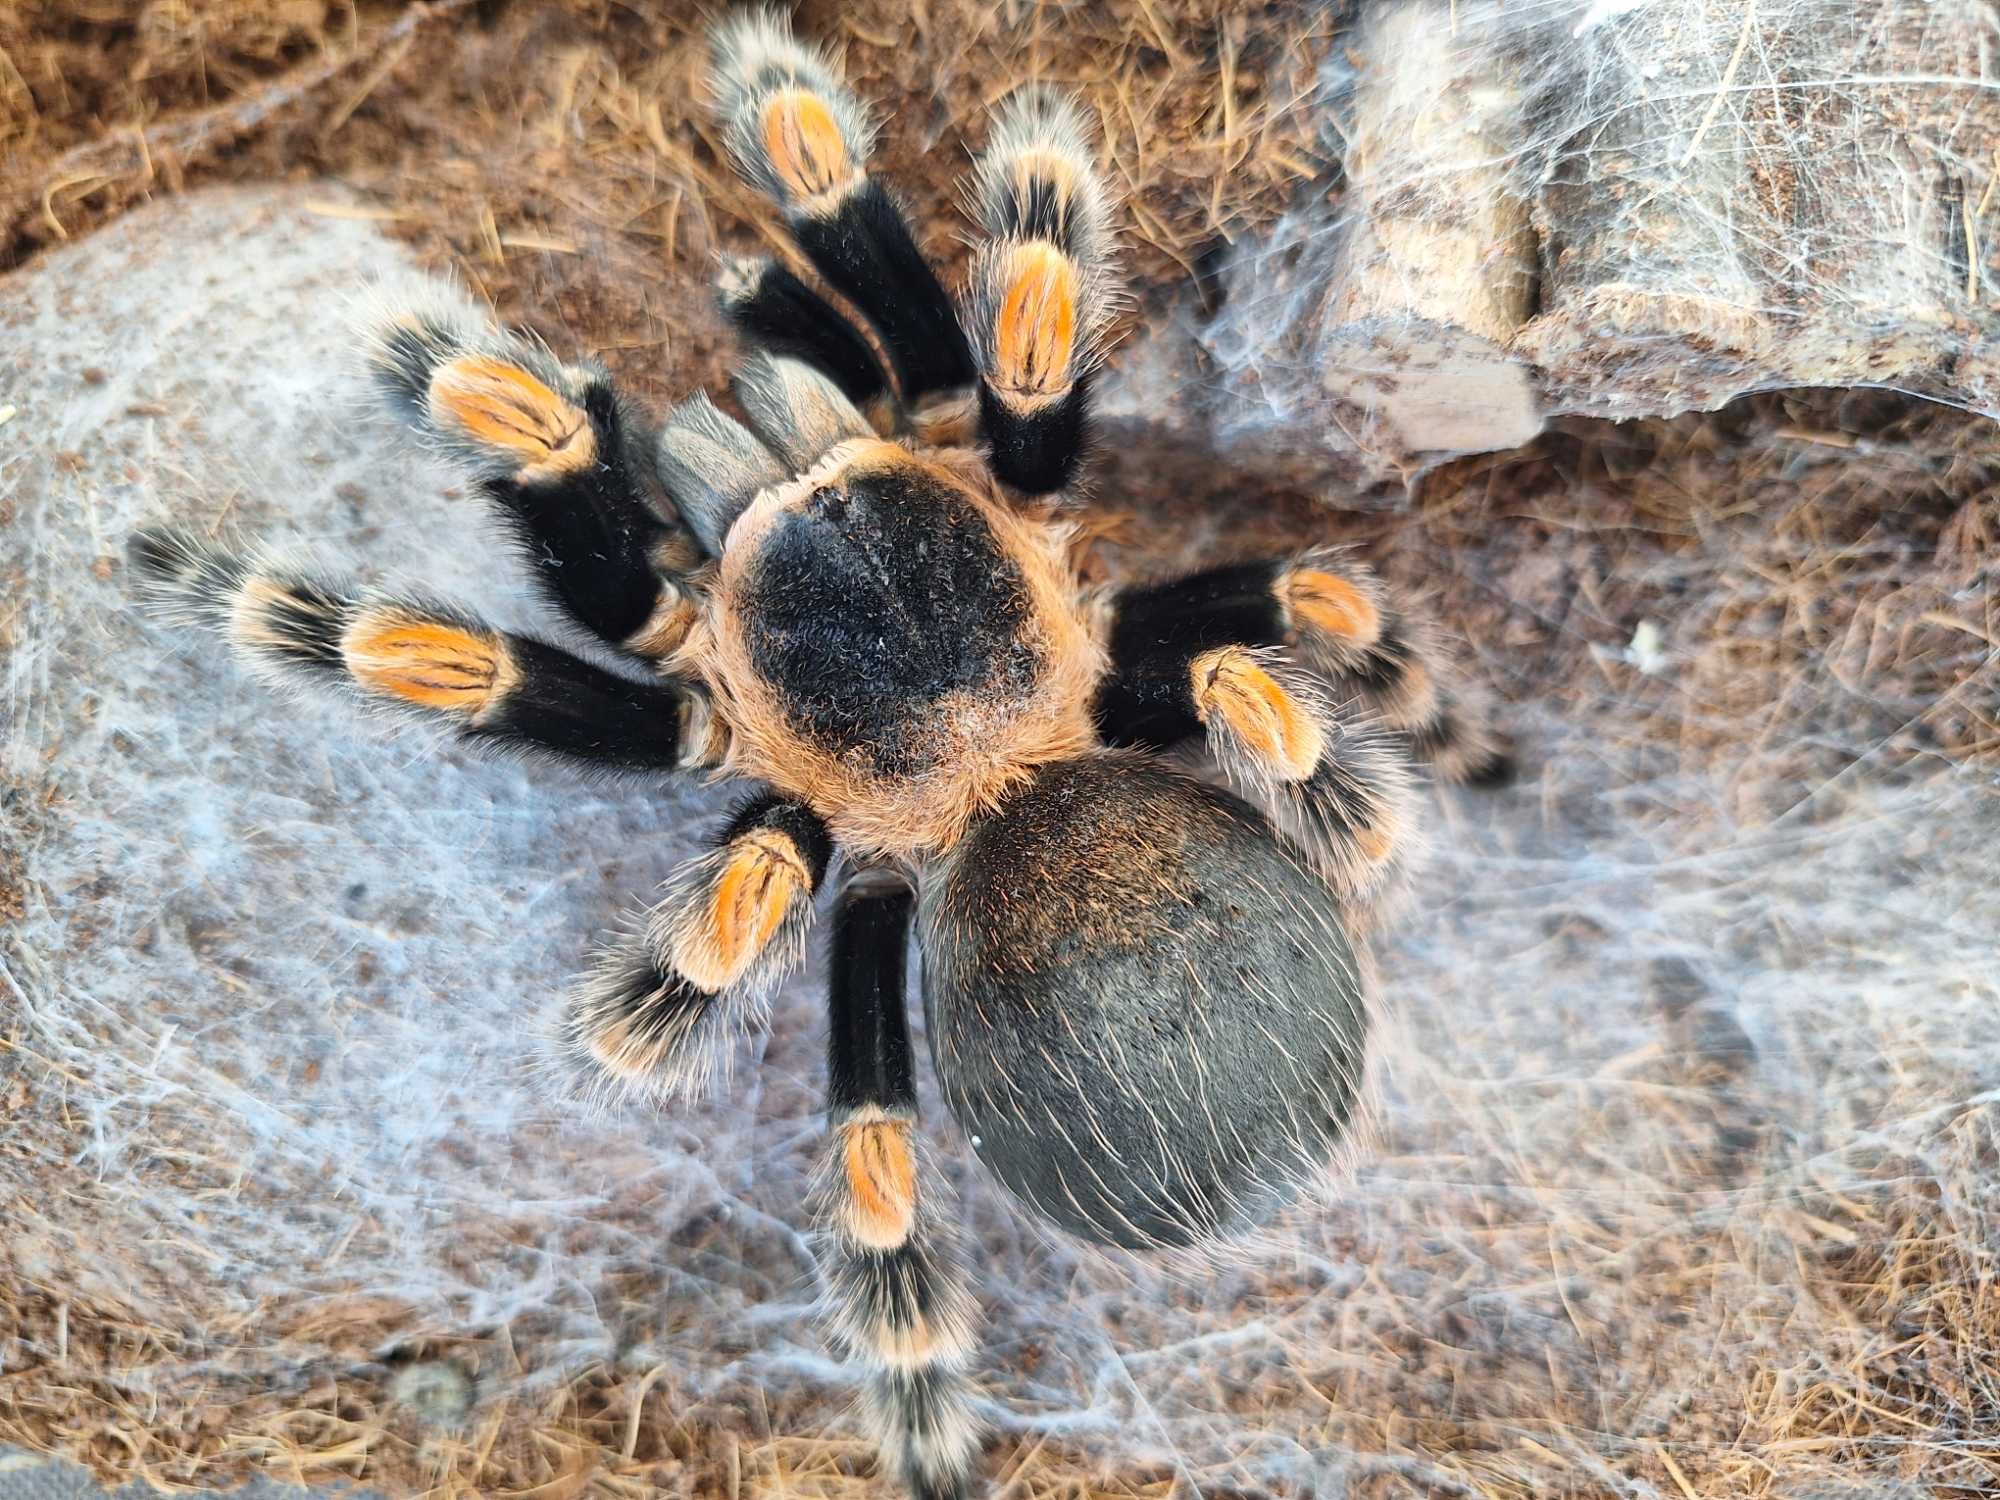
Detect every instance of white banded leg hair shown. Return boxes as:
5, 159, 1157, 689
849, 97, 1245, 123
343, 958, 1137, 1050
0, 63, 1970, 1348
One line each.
812, 878, 981, 1500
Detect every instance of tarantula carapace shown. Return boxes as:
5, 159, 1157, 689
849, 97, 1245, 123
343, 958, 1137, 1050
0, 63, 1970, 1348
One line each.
130, 13, 1510, 1498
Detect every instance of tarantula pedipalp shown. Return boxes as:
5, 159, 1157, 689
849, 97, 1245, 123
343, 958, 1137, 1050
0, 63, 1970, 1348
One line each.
129, 13, 1510, 1499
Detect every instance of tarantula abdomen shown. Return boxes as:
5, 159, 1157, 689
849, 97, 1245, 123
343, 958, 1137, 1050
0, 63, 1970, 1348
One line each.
921, 755, 1369, 1250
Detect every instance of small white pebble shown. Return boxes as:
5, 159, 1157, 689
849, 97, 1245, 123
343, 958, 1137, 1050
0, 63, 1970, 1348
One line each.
1626, 619, 1668, 675
0, 404, 16, 427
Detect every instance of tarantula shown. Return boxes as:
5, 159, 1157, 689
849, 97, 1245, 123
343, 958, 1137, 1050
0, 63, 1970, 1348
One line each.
130, 13, 1509, 1499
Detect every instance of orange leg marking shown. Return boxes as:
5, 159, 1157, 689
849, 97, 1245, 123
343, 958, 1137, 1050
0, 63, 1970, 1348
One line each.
429, 356, 595, 475
676, 831, 809, 993
762, 90, 852, 199
843, 1117, 918, 1249
344, 615, 512, 712
1190, 646, 1324, 782
1282, 568, 1382, 647
994, 241, 1079, 398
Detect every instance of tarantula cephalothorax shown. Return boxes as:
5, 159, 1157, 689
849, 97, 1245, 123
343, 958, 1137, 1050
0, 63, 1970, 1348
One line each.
130, 13, 1510, 1498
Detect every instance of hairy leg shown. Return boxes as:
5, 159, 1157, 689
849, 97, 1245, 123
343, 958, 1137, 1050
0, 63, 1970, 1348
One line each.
708, 13, 973, 406
1092, 552, 1456, 913
814, 877, 981, 1500
1100, 548, 1515, 784
704, 15, 1121, 502
131, 526, 702, 774
561, 793, 833, 1104
369, 305, 702, 664
960, 87, 1119, 496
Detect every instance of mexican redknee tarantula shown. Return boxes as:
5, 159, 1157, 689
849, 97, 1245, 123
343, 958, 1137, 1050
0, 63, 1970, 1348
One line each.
130, 12, 1510, 1498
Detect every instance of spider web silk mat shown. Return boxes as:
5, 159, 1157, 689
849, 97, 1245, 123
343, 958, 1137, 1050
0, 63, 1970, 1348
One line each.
4, 186, 1997, 1499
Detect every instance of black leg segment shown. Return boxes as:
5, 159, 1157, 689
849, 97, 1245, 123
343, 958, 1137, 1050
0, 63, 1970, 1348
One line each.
789, 180, 975, 403
129, 526, 694, 777
828, 881, 919, 1116
719, 256, 892, 409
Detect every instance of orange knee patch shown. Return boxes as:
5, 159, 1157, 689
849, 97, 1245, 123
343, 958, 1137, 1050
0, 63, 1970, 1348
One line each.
674, 831, 809, 993
762, 89, 852, 199
429, 356, 595, 476
343, 614, 513, 712
623, 586, 697, 661
994, 241, 1079, 399
1282, 568, 1382, 646
842, 1117, 917, 1249
1190, 647, 1323, 782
